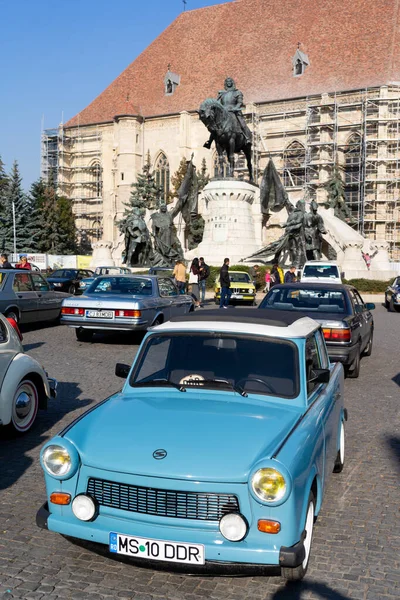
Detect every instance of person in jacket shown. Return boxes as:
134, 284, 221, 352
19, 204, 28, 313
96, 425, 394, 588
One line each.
270, 264, 281, 287
198, 257, 210, 304
219, 258, 231, 309
284, 266, 297, 283
263, 269, 271, 293
15, 254, 32, 270
0, 254, 13, 269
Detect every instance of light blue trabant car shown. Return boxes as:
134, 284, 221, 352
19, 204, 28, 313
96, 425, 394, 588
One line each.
37, 309, 346, 580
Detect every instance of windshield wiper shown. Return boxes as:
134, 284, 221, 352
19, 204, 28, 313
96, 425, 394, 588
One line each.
188, 378, 248, 397
132, 379, 186, 392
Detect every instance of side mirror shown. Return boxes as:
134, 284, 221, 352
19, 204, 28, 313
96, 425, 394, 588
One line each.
115, 363, 130, 379
365, 303, 375, 310
309, 368, 330, 384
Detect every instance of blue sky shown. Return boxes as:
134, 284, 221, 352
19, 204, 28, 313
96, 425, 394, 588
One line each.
0, 0, 230, 190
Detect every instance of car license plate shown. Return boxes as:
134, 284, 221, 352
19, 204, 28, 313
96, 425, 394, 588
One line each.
232, 294, 243, 299
109, 532, 205, 565
86, 310, 114, 319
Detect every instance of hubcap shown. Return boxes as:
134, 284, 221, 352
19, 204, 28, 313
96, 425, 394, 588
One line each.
302, 500, 315, 569
15, 392, 32, 419
12, 381, 38, 431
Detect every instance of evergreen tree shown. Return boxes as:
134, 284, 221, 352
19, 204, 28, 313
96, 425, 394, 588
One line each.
123, 152, 161, 217
57, 196, 77, 254
197, 158, 210, 191
168, 157, 188, 202
0, 155, 9, 215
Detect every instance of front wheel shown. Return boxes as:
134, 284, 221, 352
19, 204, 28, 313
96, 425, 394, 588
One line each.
281, 492, 315, 581
75, 328, 93, 342
10, 380, 39, 433
363, 331, 373, 357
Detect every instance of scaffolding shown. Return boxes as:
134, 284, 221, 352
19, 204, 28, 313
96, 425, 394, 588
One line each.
252, 86, 400, 260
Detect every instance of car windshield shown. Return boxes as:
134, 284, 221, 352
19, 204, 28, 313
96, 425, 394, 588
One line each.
51, 269, 76, 278
96, 267, 130, 275
130, 333, 299, 399
229, 272, 251, 283
260, 287, 348, 314
87, 276, 153, 295
302, 265, 340, 279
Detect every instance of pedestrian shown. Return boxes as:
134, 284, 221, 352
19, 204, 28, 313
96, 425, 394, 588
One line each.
263, 268, 271, 293
270, 263, 281, 287
250, 264, 260, 290
0, 254, 14, 269
198, 257, 210, 305
219, 257, 231, 309
188, 258, 201, 307
15, 254, 32, 270
362, 251, 371, 270
284, 265, 297, 283
173, 259, 187, 294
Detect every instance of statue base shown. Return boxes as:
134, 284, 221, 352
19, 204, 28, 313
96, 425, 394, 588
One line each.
185, 179, 261, 265
90, 240, 115, 269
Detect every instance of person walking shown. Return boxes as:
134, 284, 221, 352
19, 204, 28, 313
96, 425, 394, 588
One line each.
219, 258, 231, 309
263, 268, 271, 293
188, 258, 201, 307
173, 260, 187, 294
15, 254, 32, 270
198, 257, 210, 304
270, 264, 281, 288
284, 265, 297, 283
0, 254, 14, 269
250, 264, 260, 290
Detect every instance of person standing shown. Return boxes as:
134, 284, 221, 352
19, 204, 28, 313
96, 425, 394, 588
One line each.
15, 254, 32, 270
270, 264, 280, 287
284, 266, 297, 283
0, 254, 14, 269
173, 260, 187, 294
263, 269, 271, 293
188, 258, 201, 307
198, 257, 210, 304
219, 258, 231, 309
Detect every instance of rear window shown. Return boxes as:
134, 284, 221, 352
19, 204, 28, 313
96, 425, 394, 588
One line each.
302, 265, 340, 279
130, 332, 299, 399
260, 287, 348, 314
87, 276, 153, 296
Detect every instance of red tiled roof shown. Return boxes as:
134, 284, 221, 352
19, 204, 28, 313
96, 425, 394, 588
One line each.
65, 0, 400, 127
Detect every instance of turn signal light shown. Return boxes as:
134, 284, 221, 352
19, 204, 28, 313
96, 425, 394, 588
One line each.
115, 309, 141, 318
258, 519, 281, 534
61, 307, 84, 316
50, 492, 71, 505
322, 328, 351, 342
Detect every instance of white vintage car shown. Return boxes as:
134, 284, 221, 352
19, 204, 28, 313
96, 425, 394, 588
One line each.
0, 314, 57, 433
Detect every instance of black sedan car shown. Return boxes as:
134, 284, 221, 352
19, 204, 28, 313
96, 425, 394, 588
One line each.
259, 283, 375, 378
47, 269, 94, 295
384, 276, 400, 312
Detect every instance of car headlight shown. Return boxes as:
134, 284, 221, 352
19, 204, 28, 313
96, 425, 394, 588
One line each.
252, 468, 286, 503
42, 445, 72, 477
72, 494, 98, 521
219, 513, 248, 541
79, 282, 86, 288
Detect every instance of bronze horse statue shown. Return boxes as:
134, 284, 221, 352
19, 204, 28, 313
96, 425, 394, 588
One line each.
199, 98, 253, 182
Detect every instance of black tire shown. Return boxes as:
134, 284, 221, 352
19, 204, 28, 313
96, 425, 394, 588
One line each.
75, 328, 93, 342
345, 348, 360, 379
5, 309, 19, 324
281, 492, 316, 581
333, 422, 345, 473
363, 331, 373, 357
9, 379, 39, 434
68, 284, 76, 295
385, 295, 389, 309
151, 317, 162, 327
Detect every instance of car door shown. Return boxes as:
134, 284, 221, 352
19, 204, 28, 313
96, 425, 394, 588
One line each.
354, 289, 373, 349
11, 272, 39, 323
348, 288, 365, 347
31, 273, 61, 321
156, 278, 175, 321
163, 278, 189, 316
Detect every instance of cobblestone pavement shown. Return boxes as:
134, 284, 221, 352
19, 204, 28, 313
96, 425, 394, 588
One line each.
0, 304, 399, 600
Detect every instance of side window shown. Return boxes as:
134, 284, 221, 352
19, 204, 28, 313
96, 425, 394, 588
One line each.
12, 273, 34, 292
31, 274, 50, 292
354, 290, 366, 310
158, 278, 178, 297
349, 289, 362, 314
305, 335, 321, 395
315, 329, 329, 368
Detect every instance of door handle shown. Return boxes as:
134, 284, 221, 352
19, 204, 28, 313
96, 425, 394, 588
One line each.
17, 294, 23, 298
37, 294, 42, 297
334, 391, 342, 402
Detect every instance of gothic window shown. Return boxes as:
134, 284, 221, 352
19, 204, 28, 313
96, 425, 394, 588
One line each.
91, 219, 103, 241
155, 153, 170, 202
283, 141, 305, 187
344, 134, 363, 223
90, 161, 103, 198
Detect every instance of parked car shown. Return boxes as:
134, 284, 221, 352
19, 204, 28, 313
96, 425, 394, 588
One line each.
384, 276, 400, 312
0, 313, 57, 433
0, 269, 70, 325
60, 274, 194, 341
37, 309, 345, 580
47, 269, 94, 295
78, 266, 132, 294
214, 270, 256, 305
300, 261, 343, 284
259, 282, 374, 378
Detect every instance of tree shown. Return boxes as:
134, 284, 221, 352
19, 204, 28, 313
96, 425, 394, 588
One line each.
197, 158, 210, 192
0, 155, 9, 215
168, 157, 187, 202
123, 152, 161, 218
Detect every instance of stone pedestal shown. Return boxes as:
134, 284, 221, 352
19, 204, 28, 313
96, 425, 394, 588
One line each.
90, 240, 115, 269
186, 179, 259, 265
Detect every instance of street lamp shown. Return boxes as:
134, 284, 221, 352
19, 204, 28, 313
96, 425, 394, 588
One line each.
12, 201, 16, 257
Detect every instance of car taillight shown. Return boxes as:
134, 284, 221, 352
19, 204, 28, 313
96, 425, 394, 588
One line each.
7, 317, 23, 341
61, 307, 84, 316
322, 327, 351, 342
115, 309, 141, 318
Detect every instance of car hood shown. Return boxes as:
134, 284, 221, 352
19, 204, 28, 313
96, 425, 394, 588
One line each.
64, 389, 302, 482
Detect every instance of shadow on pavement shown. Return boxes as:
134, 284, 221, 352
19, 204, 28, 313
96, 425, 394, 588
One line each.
386, 436, 400, 474
23, 341, 46, 352
392, 372, 400, 387
0, 381, 92, 490
271, 581, 352, 599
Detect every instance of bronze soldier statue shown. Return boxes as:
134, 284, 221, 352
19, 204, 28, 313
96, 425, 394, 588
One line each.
150, 205, 184, 267
120, 207, 152, 267
304, 200, 327, 260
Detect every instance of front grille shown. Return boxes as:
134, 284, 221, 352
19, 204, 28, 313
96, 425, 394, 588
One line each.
232, 288, 252, 294
87, 477, 239, 521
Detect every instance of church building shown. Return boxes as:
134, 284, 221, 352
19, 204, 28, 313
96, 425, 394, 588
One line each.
42, 0, 400, 260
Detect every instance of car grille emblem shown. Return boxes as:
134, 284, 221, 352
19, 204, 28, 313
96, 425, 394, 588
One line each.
153, 449, 167, 460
